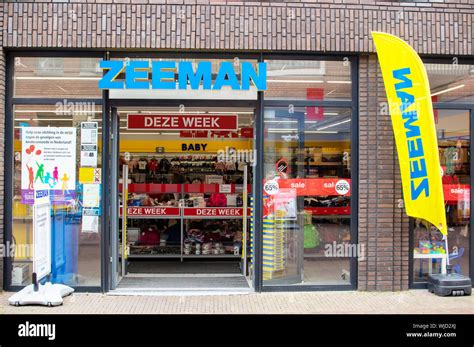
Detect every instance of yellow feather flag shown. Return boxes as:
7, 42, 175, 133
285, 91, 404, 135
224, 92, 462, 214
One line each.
372, 32, 447, 236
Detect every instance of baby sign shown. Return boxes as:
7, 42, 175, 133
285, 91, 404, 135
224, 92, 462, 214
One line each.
21, 127, 77, 205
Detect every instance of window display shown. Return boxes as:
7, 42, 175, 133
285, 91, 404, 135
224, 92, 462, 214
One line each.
413, 109, 471, 282
262, 105, 353, 286
117, 108, 254, 268
11, 104, 102, 287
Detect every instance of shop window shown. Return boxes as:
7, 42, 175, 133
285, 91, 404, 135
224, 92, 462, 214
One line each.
264, 59, 352, 101
11, 104, 102, 287
36, 58, 64, 76
13, 57, 102, 98
262, 107, 353, 286
80, 58, 101, 76
413, 109, 471, 283
427, 63, 474, 103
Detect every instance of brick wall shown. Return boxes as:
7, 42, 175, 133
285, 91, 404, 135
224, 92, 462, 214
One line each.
1, 1, 473, 54
358, 55, 410, 291
0, 0, 473, 291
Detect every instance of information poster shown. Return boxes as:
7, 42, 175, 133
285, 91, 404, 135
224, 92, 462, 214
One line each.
83, 183, 101, 208
21, 127, 77, 205
33, 190, 52, 281
273, 189, 297, 220
80, 122, 98, 167
82, 208, 100, 233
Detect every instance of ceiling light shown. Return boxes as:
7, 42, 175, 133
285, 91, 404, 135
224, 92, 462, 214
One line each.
431, 84, 465, 96
264, 120, 298, 124
267, 128, 298, 133
15, 118, 74, 122
317, 119, 351, 130
14, 110, 101, 114
327, 81, 352, 84
305, 130, 338, 134
267, 79, 323, 83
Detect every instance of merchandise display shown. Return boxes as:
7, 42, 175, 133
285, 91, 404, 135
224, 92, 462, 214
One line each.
119, 152, 253, 259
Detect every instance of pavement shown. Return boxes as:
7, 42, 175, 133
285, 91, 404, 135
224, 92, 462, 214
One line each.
1, 289, 473, 314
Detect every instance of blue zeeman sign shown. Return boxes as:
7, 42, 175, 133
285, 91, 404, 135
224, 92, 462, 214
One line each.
98, 60, 267, 91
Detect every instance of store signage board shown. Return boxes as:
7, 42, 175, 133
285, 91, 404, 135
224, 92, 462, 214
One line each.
33, 190, 52, 281
127, 114, 237, 131
121, 206, 180, 217
99, 61, 267, 90
184, 207, 250, 217
182, 143, 208, 151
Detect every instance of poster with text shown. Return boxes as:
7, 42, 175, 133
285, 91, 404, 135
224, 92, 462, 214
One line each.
273, 188, 297, 220
21, 127, 77, 205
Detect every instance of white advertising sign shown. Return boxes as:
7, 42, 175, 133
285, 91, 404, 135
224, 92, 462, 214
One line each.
83, 183, 101, 208
80, 122, 98, 167
82, 208, 99, 233
33, 190, 52, 281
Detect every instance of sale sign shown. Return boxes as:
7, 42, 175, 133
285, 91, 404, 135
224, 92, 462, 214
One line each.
277, 178, 351, 196
127, 114, 237, 131
443, 184, 470, 202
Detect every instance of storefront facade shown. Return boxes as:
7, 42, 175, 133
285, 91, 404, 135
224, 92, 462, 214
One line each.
1, 0, 473, 293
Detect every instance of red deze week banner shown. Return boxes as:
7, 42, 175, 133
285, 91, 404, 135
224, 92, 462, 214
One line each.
120, 207, 180, 217
184, 208, 251, 217
127, 114, 237, 131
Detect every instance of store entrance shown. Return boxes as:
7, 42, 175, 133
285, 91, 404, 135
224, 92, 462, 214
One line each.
111, 106, 255, 291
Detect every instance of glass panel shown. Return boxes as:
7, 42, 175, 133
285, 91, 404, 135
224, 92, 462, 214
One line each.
13, 57, 102, 98
427, 63, 474, 103
264, 59, 352, 101
413, 109, 470, 282
262, 107, 352, 286
11, 104, 102, 287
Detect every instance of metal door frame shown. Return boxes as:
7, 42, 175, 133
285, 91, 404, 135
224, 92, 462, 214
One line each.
107, 102, 258, 291
109, 106, 121, 290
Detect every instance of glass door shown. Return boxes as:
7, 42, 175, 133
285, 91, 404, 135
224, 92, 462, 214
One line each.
262, 107, 353, 287
113, 105, 256, 289
262, 110, 305, 284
